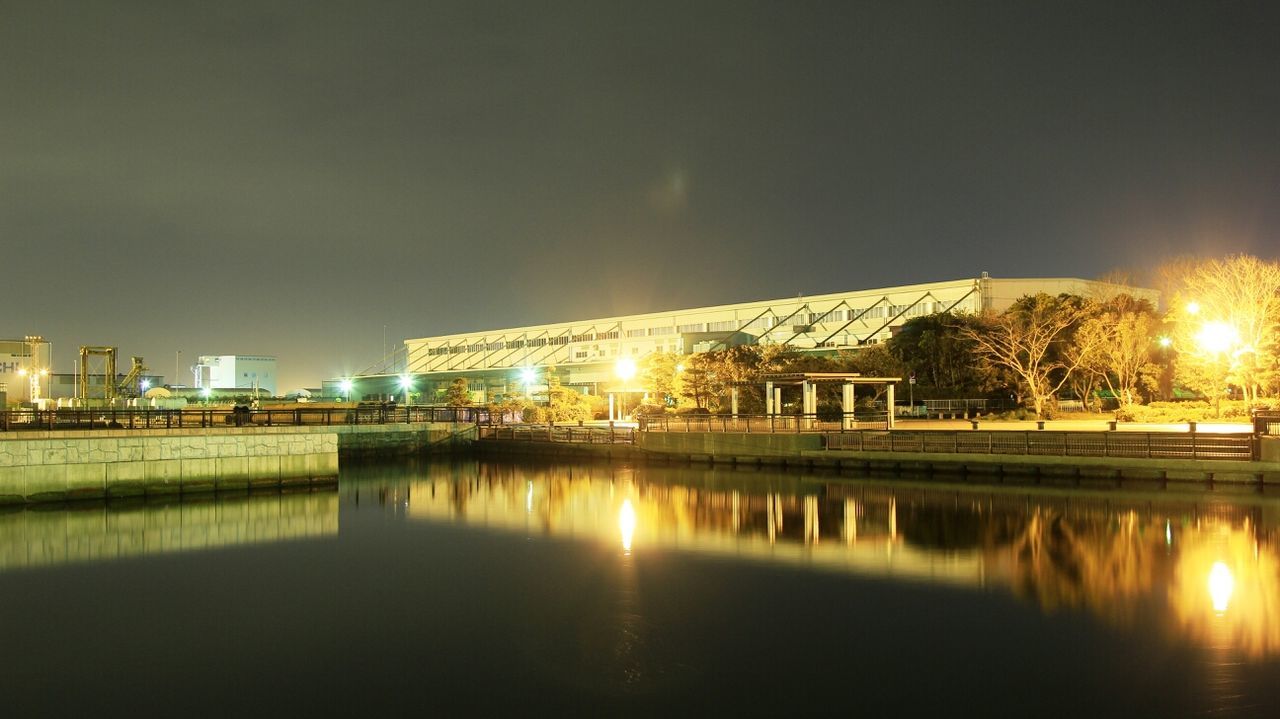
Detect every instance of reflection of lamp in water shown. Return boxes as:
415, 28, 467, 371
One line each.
618, 499, 636, 552
525, 481, 533, 513
1208, 562, 1235, 614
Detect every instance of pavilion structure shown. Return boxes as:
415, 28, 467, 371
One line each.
747, 372, 902, 429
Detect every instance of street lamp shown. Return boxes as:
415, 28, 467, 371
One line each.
1195, 321, 1240, 355
339, 378, 354, 403
398, 374, 413, 404
201, 387, 212, 405
140, 379, 151, 394
614, 358, 637, 420
520, 368, 537, 399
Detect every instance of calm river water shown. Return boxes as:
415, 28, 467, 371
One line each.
2, 458, 1279, 716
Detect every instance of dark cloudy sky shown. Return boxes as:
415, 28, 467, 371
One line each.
2, 1, 1278, 390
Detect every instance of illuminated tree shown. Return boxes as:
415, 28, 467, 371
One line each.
1071, 296, 1161, 408
960, 293, 1100, 417
444, 377, 473, 406
1166, 254, 1280, 404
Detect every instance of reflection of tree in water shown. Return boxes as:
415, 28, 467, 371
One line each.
993, 508, 1163, 619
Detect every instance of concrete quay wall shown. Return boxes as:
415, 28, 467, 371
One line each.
481, 432, 1280, 489
0, 422, 475, 504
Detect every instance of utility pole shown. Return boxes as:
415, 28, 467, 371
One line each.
175, 350, 181, 388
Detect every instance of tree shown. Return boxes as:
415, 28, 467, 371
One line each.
1166, 254, 1280, 405
887, 313, 998, 397
444, 378, 473, 406
546, 374, 595, 422
639, 351, 684, 408
959, 293, 1099, 418
1072, 296, 1160, 409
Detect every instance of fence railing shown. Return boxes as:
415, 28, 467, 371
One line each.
639, 413, 890, 433
825, 430, 1255, 461
479, 424, 635, 444
1255, 410, 1280, 436
0, 405, 492, 432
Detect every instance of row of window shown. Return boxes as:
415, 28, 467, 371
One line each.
422, 302, 952, 356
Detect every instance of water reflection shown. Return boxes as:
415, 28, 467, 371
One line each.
344, 459, 1280, 664
0, 489, 338, 571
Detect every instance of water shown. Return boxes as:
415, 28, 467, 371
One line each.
1, 458, 1279, 717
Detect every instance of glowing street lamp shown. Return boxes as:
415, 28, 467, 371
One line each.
398, 374, 413, 404
1158, 336, 1172, 348
1186, 301, 1201, 316
339, 378, 354, 403
614, 357, 637, 382
140, 379, 151, 392
201, 387, 212, 405
1195, 321, 1240, 356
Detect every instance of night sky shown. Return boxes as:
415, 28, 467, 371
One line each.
3, 1, 1278, 391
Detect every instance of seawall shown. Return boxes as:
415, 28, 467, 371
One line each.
0, 422, 476, 504
477, 432, 1280, 489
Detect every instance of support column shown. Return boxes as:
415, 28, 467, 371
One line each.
608, 393, 615, 421
773, 387, 783, 417
765, 381, 774, 415
842, 383, 855, 430
885, 383, 895, 429
731, 387, 739, 419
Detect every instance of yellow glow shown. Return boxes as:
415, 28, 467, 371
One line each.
614, 357, 637, 382
520, 368, 536, 384
1186, 301, 1201, 315
17, 368, 26, 377
1195, 321, 1240, 355
1208, 562, 1235, 614
1158, 336, 1172, 348
618, 499, 636, 552
39, 368, 48, 376
675, 363, 685, 373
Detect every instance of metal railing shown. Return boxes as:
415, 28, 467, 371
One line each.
639, 413, 890, 433
1254, 410, 1280, 436
0, 405, 492, 432
825, 430, 1255, 461
479, 424, 635, 444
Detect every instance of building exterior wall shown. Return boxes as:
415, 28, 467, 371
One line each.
392, 276, 1157, 396
195, 355, 277, 396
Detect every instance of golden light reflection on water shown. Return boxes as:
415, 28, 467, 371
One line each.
618, 499, 636, 553
385, 461, 1280, 660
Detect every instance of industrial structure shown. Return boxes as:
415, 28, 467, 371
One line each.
0, 336, 51, 404
329, 275, 1158, 404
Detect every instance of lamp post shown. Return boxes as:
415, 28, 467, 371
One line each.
339, 379, 354, 403
398, 374, 413, 405
614, 357, 637, 422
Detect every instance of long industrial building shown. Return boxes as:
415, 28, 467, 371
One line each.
333, 275, 1157, 402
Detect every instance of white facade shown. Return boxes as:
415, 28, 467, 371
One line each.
403, 276, 1158, 384
194, 355, 277, 396
0, 338, 52, 403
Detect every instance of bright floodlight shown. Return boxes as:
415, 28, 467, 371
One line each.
398, 375, 413, 390
1158, 336, 1172, 348
39, 368, 49, 376
339, 379, 354, 393
16, 368, 26, 377
614, 357, 637, 382
520, 368, 536, 384
1186, 301, 1201, 316
140, 379, 151, 390
1195, 321, 1239, 355
201, 387, 212, 397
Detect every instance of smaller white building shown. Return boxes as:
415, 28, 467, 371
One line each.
194, 355, 277, 396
